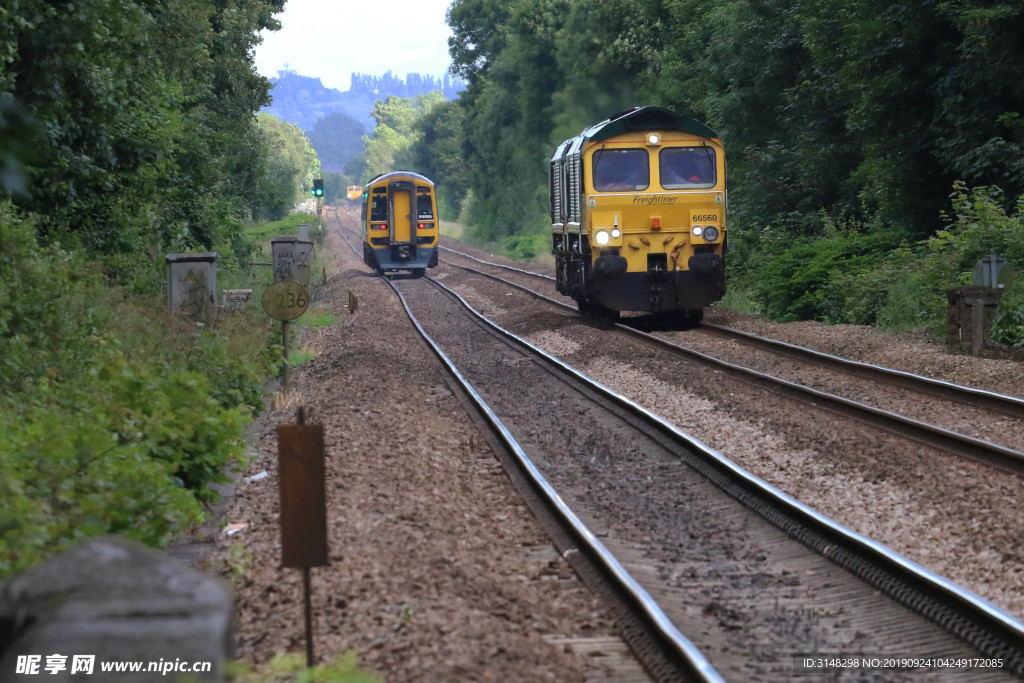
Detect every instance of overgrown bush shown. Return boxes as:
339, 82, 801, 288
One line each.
991, 281, 1024, 347
862, 183, 1024, 338
500, 231, 549, 261
0, 208, 273, 577
733, 184, 1024, 341
742, 216, 906, 322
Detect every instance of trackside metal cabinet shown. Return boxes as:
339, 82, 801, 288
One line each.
271, 237, 315, 287
166, 252, 218, 322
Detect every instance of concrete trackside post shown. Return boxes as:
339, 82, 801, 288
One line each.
947, 286, 1003, 356
166, 252, 218, 322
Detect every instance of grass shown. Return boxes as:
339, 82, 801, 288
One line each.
303, 307, 336, 329
440, 220, 464, 239
245, 212, 321, 244
287, 346, 316, 366
715, 282, 762, 315
228, 652, 381, 683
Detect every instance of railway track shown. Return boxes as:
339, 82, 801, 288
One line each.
333, 225, 1024, 681
437, 245, 1024, 474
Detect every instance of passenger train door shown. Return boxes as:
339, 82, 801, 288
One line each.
389, 181, 415, 244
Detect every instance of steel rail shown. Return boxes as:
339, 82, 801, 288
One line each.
341, 227, 725, 682
698, 322, 1024, 420
345, 229, 1024, 673
438, 255, 1024, 474
423, 274, 1024, 674
384, 280, 726, 683
439, 245, 1024, 418
439, 245, 556, 281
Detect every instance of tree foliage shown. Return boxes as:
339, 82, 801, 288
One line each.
429, 0, 1024, 326
356, 92, 445, 183
0, 0, 285, 274
438, 0, 1024, 240
255, 113, 321, 221
0, 0, 294, 574
307, 112, 367, 173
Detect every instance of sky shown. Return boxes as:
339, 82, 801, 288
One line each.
254, 0, 456, 92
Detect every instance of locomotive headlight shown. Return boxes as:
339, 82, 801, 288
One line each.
702, 226, 719, 242
611, 228, 621, 239
595, 230, 611, 246
646, 133, 661, 146
691, 225, 703, 237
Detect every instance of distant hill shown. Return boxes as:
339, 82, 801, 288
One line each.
263, 69, 465, 132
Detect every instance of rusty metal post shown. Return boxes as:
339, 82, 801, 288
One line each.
282, 320, 290, 392
303, 566, 313, 667
277, 407, 329, 669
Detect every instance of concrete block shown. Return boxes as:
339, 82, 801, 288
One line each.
0, 536, 232, 681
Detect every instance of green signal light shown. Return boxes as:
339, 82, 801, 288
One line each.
312, 179, 324, 197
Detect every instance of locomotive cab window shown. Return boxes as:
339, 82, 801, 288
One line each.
660, 147, 716, 189
592, 149, 649, 192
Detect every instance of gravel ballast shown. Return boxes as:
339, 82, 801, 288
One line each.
205, 216, 1024, 680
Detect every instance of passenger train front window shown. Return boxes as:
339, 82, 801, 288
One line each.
660, 147, 716, 189
592, 149, 649, 192
370, 196, 388, 222
417, 193, 434, 220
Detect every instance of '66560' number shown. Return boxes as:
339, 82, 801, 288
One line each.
692, 213, 719, 222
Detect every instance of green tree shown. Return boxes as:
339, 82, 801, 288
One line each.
446, 0, 572, 240
932, 1, 1024, 198
254, 113, 321, 220
411, 100, 472, 218
0, 0, 284, 274
359, 93, 444, 182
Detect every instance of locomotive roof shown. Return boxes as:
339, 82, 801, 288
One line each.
364, 170, 436, 189
578, 106, 719, 147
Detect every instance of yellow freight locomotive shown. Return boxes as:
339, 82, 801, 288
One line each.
346, 184, 362, 201
550, 106, 726, 322
360, 171, 439, 277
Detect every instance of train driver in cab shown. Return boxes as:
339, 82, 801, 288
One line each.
660, 148, 715, 189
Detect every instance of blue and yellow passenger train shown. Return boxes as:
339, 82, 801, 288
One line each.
360, 171, 439, 277
550, 106, 726, 322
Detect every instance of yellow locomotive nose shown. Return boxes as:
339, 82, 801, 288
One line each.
549, 106, 726, 318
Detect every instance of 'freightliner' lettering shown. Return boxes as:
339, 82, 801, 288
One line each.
632, 195, 677, 205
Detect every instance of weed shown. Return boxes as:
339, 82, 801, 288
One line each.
225, 542, 251, 577
228, 652, 381, 683
716, 284, 762, 315
303, 308, 336, 329
287, 347, 317, 366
